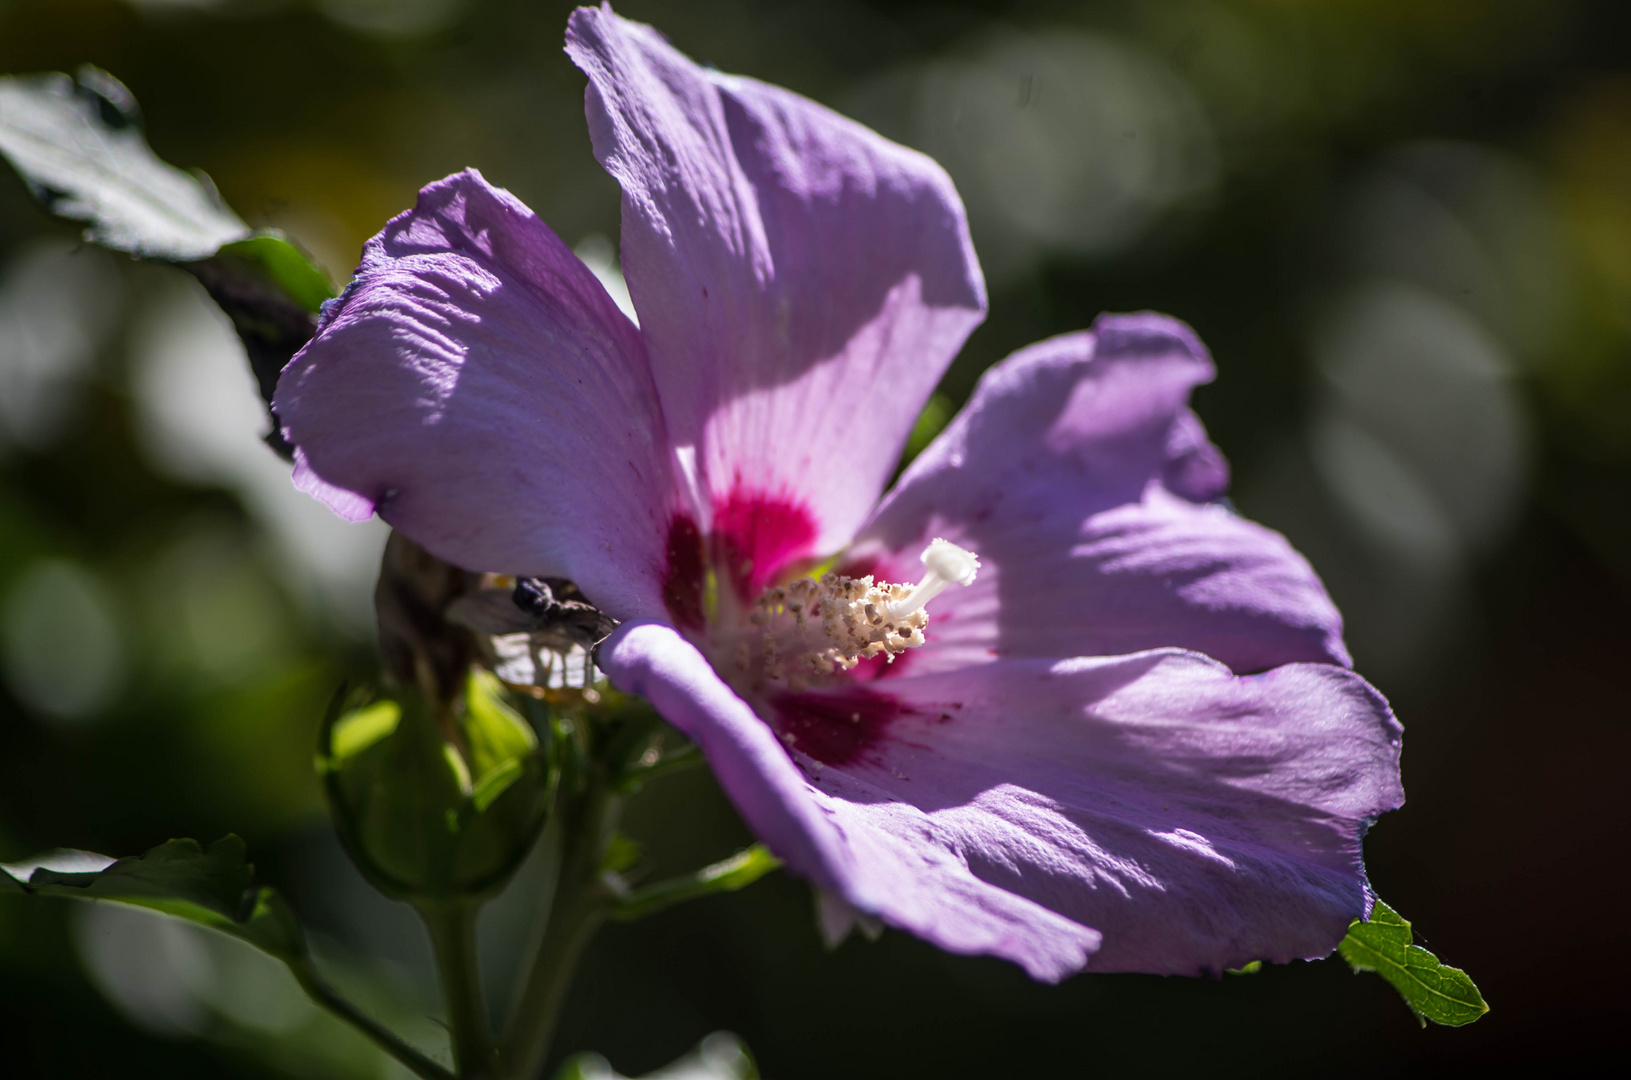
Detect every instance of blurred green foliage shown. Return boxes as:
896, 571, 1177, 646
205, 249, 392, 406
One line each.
2, 0, 1629, 1077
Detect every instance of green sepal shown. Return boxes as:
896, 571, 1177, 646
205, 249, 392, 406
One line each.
1339, 899, 1489, 1027
0, 865, 25, 893
323, 693, 469, 899
448, 671, 554, 891
319, 673, 555, 902
464, 668, 539, 786
327, 698, 402, 764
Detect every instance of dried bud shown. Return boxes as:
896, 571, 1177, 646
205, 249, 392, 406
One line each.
373, 530, 480, 711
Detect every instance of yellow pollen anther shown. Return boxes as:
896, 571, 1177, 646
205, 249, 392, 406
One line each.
733, 539, 980, 692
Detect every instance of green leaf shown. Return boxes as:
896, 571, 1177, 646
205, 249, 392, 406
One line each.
24, 835, 309, 962
600, 831, 643, 875
182, 237, 329, 459
902, 392, 955, 465
609, 844, 783, 922
13, 835, 454, 1078
219, 232, 337, 315
28, 835, 251, 910
235, 885, 310, 962
0, 67, 337, 461
0, 66, 248, 259
1339, 899, 1489, 1027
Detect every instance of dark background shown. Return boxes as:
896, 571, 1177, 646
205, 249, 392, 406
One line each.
2, 0, 1628, 1076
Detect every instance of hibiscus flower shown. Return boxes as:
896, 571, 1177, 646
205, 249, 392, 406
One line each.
274, 3, 1403, 981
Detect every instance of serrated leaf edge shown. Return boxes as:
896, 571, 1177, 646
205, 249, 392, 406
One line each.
1339, 899, 1489, 1027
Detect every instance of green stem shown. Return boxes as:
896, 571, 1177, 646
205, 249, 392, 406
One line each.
613, 742, 705, 793
501, 782, 621, 1080
288, 958, 456, 1080
505, 893, 605, 1079
418, 899, 499, 1079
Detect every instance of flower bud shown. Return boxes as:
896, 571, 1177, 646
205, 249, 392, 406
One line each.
318, 670, 553, 901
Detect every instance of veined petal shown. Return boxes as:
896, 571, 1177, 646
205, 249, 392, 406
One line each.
853, 314, 1350, 676
567, 5, 987, 594
600, 622, 855, 889
274, 169, 677, 620
773, 650, 1403, 975
600, 622, 1102, 982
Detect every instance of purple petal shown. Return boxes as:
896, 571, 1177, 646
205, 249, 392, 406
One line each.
274, 169, 678, 620
600, 621, 1102, 982
567, 6, 987, 586
775, 650, 1403, 975
853, 314, 1350, 676
600, 621, 855, 888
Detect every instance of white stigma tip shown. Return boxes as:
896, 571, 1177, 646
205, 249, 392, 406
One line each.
886, 538, 981, 620
920, 537, 980, 586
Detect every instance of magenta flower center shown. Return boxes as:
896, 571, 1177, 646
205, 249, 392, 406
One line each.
716, 541, 979, 698
658, 486, 980, 700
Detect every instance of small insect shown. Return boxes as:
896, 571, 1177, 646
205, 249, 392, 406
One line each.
509, 577, 619, 654
446, 575, 617, 693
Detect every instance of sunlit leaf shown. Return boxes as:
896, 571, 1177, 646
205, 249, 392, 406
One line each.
0, 66, 337, 460
1339, 899, 1489, 1027
0, 66, 248, 259
609, 844, 783, 921
183, 236, 331, 459
12, 835, 454, 1078
23, 835, 309, 962
219, 232, 337, 315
